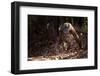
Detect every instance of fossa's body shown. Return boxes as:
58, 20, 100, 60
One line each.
59, 22, 81, 50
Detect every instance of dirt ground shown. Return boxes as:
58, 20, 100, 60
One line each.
28, 32, 87, 61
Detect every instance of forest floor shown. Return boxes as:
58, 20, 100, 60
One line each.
28, 50, 87, 61
28, 32, 87, 61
